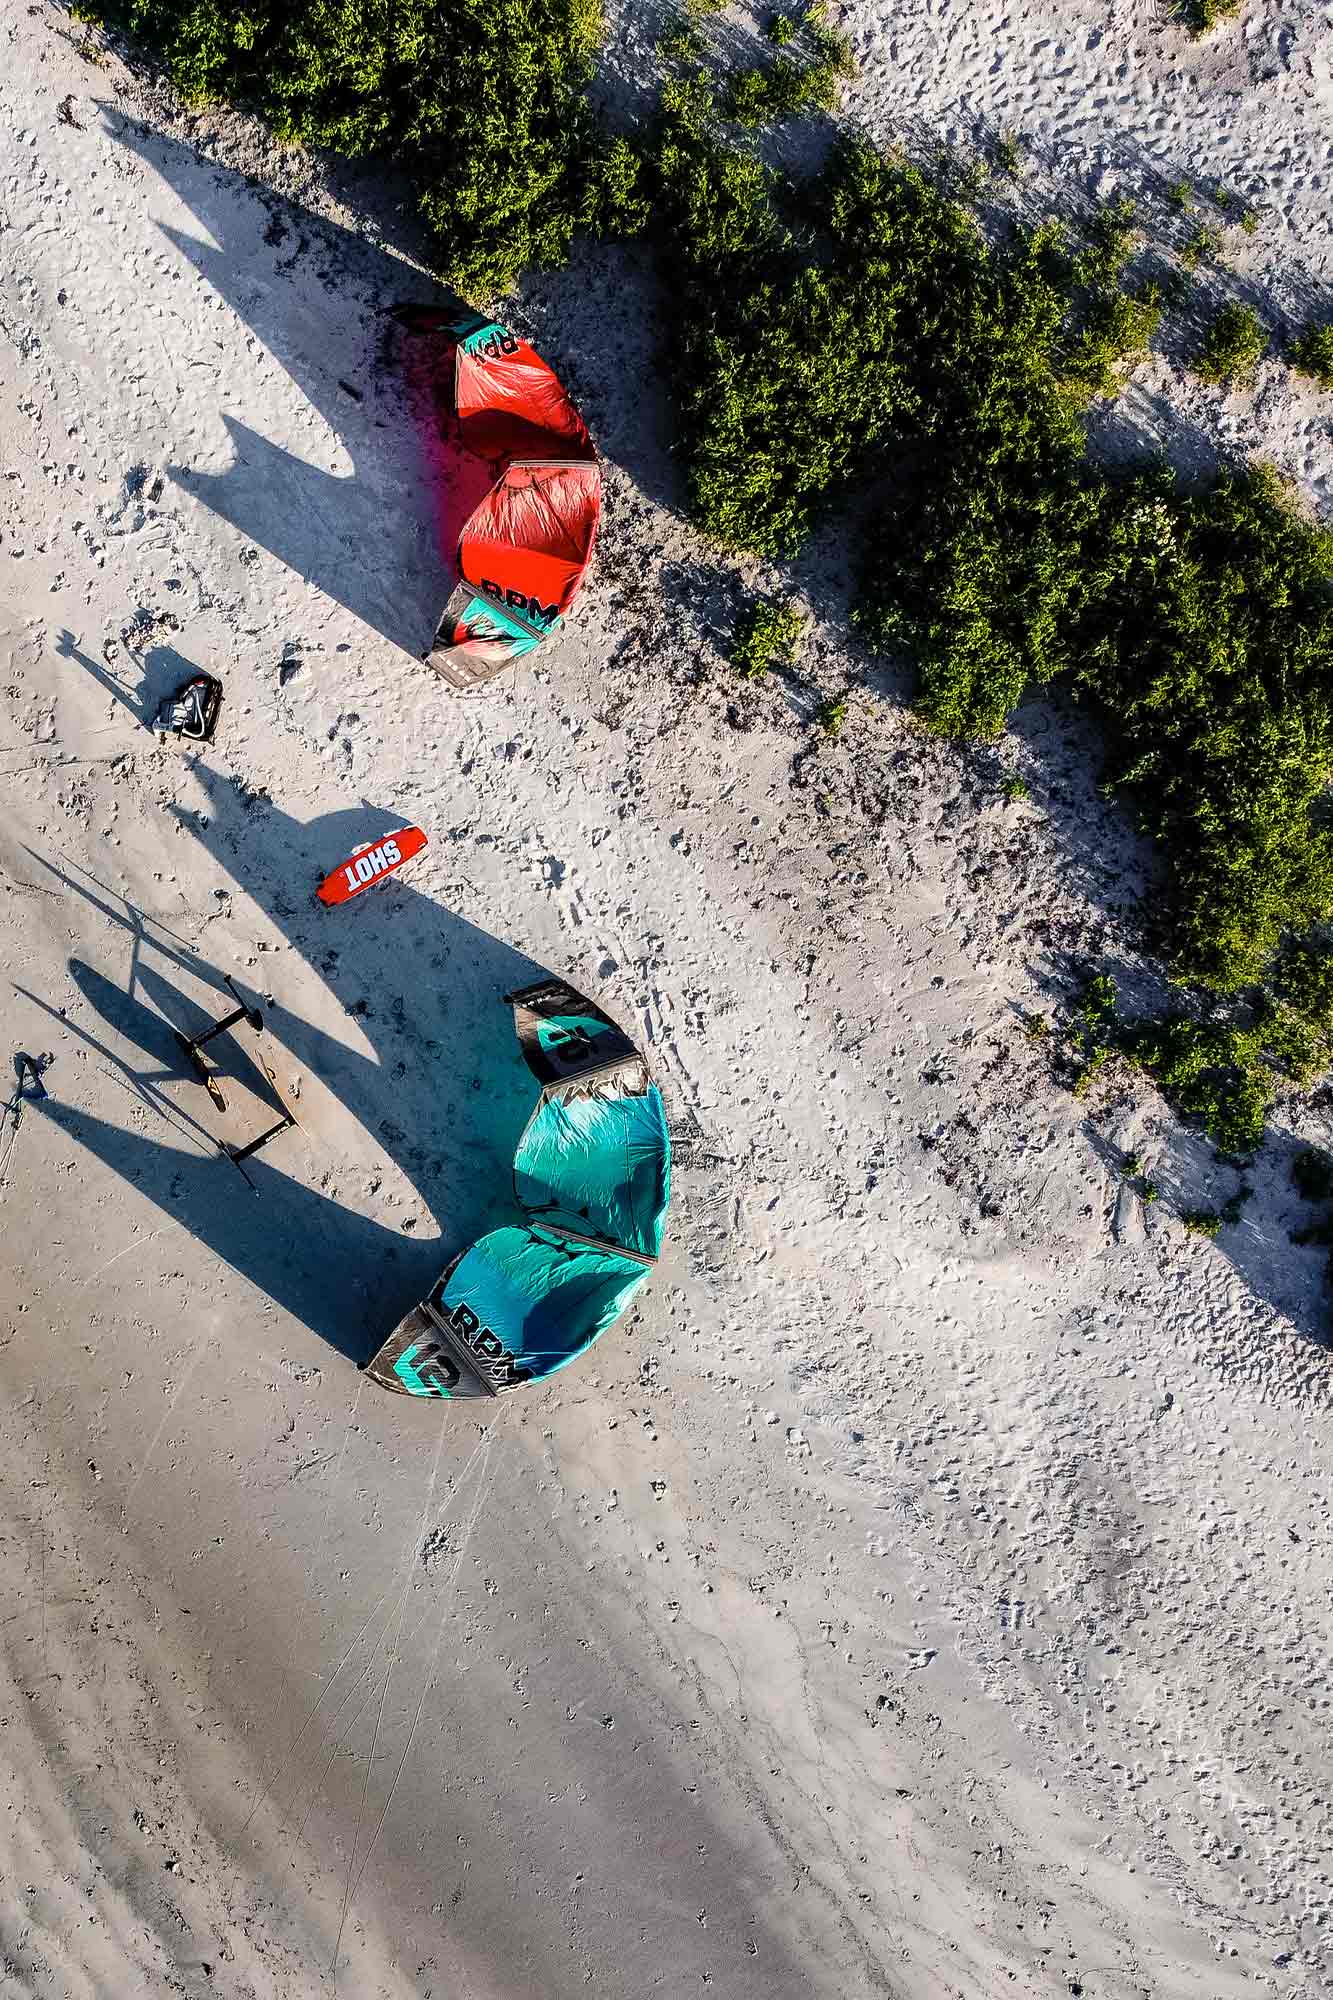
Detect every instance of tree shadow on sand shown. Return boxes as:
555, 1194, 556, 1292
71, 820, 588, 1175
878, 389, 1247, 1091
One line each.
18, 781, 549, 1366
100, 109, 471, 661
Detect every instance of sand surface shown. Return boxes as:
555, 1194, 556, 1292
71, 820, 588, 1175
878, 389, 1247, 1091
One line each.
2, 2, 1332, 1996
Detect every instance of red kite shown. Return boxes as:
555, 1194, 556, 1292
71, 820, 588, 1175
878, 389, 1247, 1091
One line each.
393, 307, 602, 691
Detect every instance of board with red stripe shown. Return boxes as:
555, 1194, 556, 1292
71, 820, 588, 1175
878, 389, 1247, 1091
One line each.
317, 826, 428, 906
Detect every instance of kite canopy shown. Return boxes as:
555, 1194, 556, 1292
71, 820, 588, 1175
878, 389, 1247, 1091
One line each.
513, 1087, 670, 1262
453, 324, 594, 466
507, 977, 641, 1087
396, 307, 601, 691
370, 1228, 649, 1400
364, 977, 670, 1401
458, 461, 602, 630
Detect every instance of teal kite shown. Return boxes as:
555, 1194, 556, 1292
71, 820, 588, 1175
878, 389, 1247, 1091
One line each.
364, 980, 670, 1399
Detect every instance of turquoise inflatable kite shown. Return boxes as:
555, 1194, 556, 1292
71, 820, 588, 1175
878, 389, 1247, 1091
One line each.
363, 979, 670, 1399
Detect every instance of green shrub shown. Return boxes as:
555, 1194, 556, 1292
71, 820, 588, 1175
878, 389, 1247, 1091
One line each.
649, 71, 777, 271
1075, 468, 1333, 990
1272, 946, 1333, 1070
733, 599, 807, 678
654, 127, 992, 556
847, 196, 1100, 735
726, 53, 843, 126
77, 0, 603, 298
1292, 321, 1333, 391
815, 693, 849, 737
1059, 964, 1333, 1156
1073, 199, 1139, 288
864, 388, 1095, 734
1000, 775, 1029, 801
720, 0, 854, 128
1179, 0, 1242, 31
686, 263, 901, 545
1065, 974, 1119, 1096
658, 25, 705, 63
1180, 226, 1221, 271
1071, 1044, 1113, 1098
1124, 1014, 1273, 1153
1080, 974, 1119, 1028
807, 17, 855, 76
1064, 281, 1163, 397
1194, 302, 1266, 385
580, 134, 650, 239
877, 449, 1333, 993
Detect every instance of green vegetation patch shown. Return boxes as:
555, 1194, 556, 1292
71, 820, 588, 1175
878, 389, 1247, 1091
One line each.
725, 0, 853, 129
1064, 281, 1164, 398
1194, 302, 1266, 386
726, 53, 842, 127
815, 692, 849, 737
1292, 321, 1333, 392
1123, 1014, 1274, 1154
1180, 226, 1221, 271
1065, 469, 1333, 993
732, 598, 807, 678
647, 89, 1333, 1027
1178, 0, 1242, 33
1056, 964, 1333, 1154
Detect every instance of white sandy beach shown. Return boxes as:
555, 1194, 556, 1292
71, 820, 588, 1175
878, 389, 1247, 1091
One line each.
2, 1, 1332, 1996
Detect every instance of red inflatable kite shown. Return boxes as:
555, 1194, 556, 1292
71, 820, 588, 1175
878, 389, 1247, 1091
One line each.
394, 307, 602, 691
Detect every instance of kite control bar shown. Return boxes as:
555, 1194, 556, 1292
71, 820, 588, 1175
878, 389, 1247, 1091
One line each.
172, 977, 297, 1191
173, 976, 261, 1112
223, 1106, 299, 1191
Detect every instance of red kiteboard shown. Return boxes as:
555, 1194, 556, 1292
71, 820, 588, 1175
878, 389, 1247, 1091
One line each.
317, 826, 428, 907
